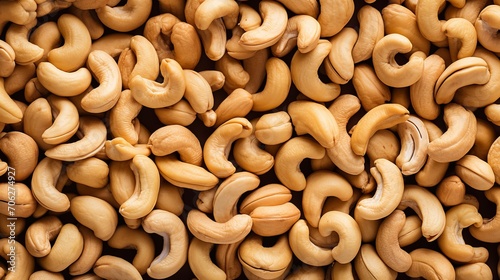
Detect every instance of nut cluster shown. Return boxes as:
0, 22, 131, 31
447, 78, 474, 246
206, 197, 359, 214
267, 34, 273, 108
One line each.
0, 0, 500, 279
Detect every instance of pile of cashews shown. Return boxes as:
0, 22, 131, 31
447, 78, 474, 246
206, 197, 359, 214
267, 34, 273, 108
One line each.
2, 0, 500, 279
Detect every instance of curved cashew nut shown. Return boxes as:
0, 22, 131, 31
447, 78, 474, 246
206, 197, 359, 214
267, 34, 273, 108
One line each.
118, 35, 159, 89
351, 103, 410, 156
275, 0, 319, 18
251, 57, 291, 112
395, 115, 429, 175
212, 172, 260, 223
303, 170, 353, 228
354, 244, 398, 280
239, 183, 292, 215
317, 0, 354, 37
5, 20, 43, 65
376, 210, 412, 273
66, 157, 109, 189
90, 33, 132, 58
0, 78, 23, 124
108, 160, 140, 229
154, 99, 197, 127
215, 88, 253, 127
416, 0, 466, 44
42, 95, 79, 145
250, 202, 301, 237
70, 195, 118, 241
187, 209, 252, 244
233, 119, 274, 175
68, 6, 105, 40
254, 111, 292, 146
188, 237, 226, 280
291, 40, 340, 102
107, 225, 155, 275
318, 211, 361, 264
406, 248, 455, 280
196, 187, 217, 214
398, 185, 446, 241
437, 203, 489, 263
183, 69, 214, 115
272, 15, 321, 57
45, 116, 107, 161
109, 89, 142, 145
31, 157, 69, 212
352, 63, 391, 111
355, 158, 405, 220
38, 223, 84, 272
155, 180, 184, 216
436, 175, 467, 207
0, 40, 15, 77
0, 238, 34, 280
105, 137, 151, 161
149, 124, 202, 165
324, 27, 358, 84
69, 225, 103, 276
25, 215, 62, 258
48, 13, 91, 72
489, 136, 500, 184
0, 0, 36, 34
238, 0, 288, 51
475, 5, 500, 53
274, 136, 326, 192
455, 154, 495, 191
470, 118, 496, 161
215, 239, 243, 280
288, 100, 339, 149
352, 5, 384, 63
469, 187, 500, 242
4, 62, 36, 95
372, 33, 425, 88
427, 103, 476, 163
0, 131, 38, 181
442, 17, 477, 61
95, 0, 152, 32
93, 255, 142, 280
194, 0, 238, 30
119, 154, 160, 220
215, 53, 249, 94
36, 62, 92, 97
226, 26, 257, 60
288, 219, 334, 266
129, 58, 185, 109
242, 48, 268, 93
203, 117, 253, 178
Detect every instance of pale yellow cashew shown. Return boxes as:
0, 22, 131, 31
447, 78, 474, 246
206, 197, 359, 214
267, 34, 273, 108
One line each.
395, 115, 429, 175
4, 62, 36, 95
109, 89, 142, 145
0, 131, 38, 181
66, 157, 109, 189
5, 19, 43, 65
416, 0, 466, 44
442, 17, 477, 61
194, 0, 239, 31
233, 119, 274, 175
275, 0, 319, 17
215, 88, 253, 127
288, 219, 334, 267
25, 215, 62, 258
90, 33, 132, 58
183, 69, 214, 115
38, 223, 84, 272
215, 53, 249, 94
226, 26, 257, 60
95, 0, 152, 32
108, 160, 141, 229
69, 225, 103, 276
118, 35, 159, 89
149, 124, 202, 165
0, 0, 37, 34
254, 111, 292, 145
0, 238, 34, 280
0, 77, 23, 124
68, 6, 105, 40
0, 40, 15, 77
242, 48, 268, 93
237, 3, 261, 32
456, 263, 494, 280
366, 129, 400, 166
319, 211, 361, 264
155, 100, 197, 127
352, 5, 384, 63
105, 137, 151, 162
240, 183, 292, 215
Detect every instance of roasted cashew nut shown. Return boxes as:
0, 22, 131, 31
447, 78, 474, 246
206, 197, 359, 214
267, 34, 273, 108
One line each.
70, 195, 118, 241
31, 157, 69, 213
469, 186, 500, 242
187, 209, 252, 244
405, 248, 455, 280
475, 5, 500, 53
188, 237, 226, 280
288, 219, 334, 266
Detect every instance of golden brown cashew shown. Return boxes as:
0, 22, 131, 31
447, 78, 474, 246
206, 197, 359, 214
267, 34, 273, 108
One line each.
274, 136, 326, 192
372, 34, 425, 88
288, 219, 334, 266
45, 116, 107, 161
238, 0, 287, 51
475, 5, 500, 53
31, 157, 69, 213
238, 234, 293, 280
47, 13, 91, 72
141, 209, 188, 278
376, 210, 412, 273
242, 48, 268, 93
416, 0, 465, 44
438, 203, 489, 263
80, 50, 122, 113
118, 35, 159, 89
470, 118, 496, 160
324, 27, 357, 85
129, 58, 185, 109
215, 53, 249, 94
68, 6, 105, 40
489, 136, 500, 184
25, 215, 62, 258
90, 33, 132, 58
107, 225, 155, 275
93, 255, 142, 280
109, 89, 142, 145
436, 175, 467, 207
239, 183, 292, 215
395, 115, 429, 175
251, 57, 291, 112
275, 0, 319, 17
366, 129, 400, 166
456, 263, 494, 280
70, 196, 118, 241
215, 88, 253, 127
154, 180, 184, 216
469, 187, 500, 242
406, 248, 455, 280
188, 237, 226, 280
0, 131, 38, 181
351, 103, 410, 156
187, 209, 252, 244
355, 158, 405, 220
215, 240, 243, 280
183, 69, 214, 115
302, 170, 353, 228
444, 0, 488, 23
4, 62, 36, 95
226, 26, 257, 60
196, 187, 217, 214
66, 157, 109, 189
288, 100, 339, 149
319, 211, 361, 264
250, 202, 301, 237
291, 40, 340, 102
119, 155, 160, 220
237, 3, 261, 32
254, 111, 292, 146
149, 124, 202, 165
455, 154, 495, 191
154, 100, 196, 127
0, 0, 36, 34
5, 19, 43, 65
43, 95, 79, 145
203, 117, 253, 178
38, 223, 84, 272
69, 225, 103, 276
36, 62, 92, 97
352, 5, 384, 63
95, 0, 152, 32
427, 103, 476, 163
0, 237, 34, 280
354, 244, 398, 280
0, 40, 15, 77
272, 15, 321, 57
0, 78, 23, 124
29, 270, 64, 280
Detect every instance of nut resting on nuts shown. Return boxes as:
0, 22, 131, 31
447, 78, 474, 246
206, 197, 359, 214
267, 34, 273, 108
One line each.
2, 0, 500, 279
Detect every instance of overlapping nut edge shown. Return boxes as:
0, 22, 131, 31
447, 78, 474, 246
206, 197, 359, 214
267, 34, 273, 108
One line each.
0, 0, 500, 279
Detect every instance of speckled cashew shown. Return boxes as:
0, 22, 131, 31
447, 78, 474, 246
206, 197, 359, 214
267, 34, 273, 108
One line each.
107, 225, 155, 275
95, 0, 152, 32
324, 27, 357, 84
352, 5, 384, 63
149, 124, 202, 165
238, 234, 293, 280
36, 62, 92, 97
212, 172, 260, 223
352, 62, 391, 111
70, 195, 118, 241
66, 157, 109, 189
119, 35, 159, 89
5, 19, 43, 65
0, 237, 34, 280
274, 136, 326, 191
406, 248, 456, 280
434, 56, 490, 104
0, 131, 38, 181
250, 202, 301, 237
455, 154, 495, 191
38, 223, 84, 272
288, 219, 334, 266
238, 0, 287, 51
291, 40, 340, 102
203, 117, 253, 178
129, 58, 185, 109
187, 209, 252, 244
272, 15, 321, 57
0, 78, 23, 124
233, 120, 274, 175
475, 5, 500, 53
143, 14, 201, 69
42, 95, 79, 145
251, 57, 291, 112
317, 0, 354, 38
469, 187, 500, 242
288, 100, 339, 149
109, 89, 142, 145
427, 103, 476, 163
93, 255, 142, 280
395, 115, 429, 175
302, 170, 353, 228
69, 225, 103, 276
372, 33, 425, 88
366, 129, 400, 166
0, 0, 37, 34
318, 211, 361, 264
31, 157, 69, 212
351, 103, 409, 156
355, 158, 405, 220
438, 203, 489, 263
188, 237, 226, 280
375, 210, 412, 272
354, 244, 398, 280
239, 183, 292, 215
45, 116, 107, 161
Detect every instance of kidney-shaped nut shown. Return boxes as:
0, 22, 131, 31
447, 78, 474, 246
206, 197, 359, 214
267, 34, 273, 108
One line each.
475, 5, 500, 53
250, 202, 301, 237
354, 243, 398, 280
31, 157, 69, 213
456, 263, 494, 280
406, 248, 456, 280
187, 209, 252, 244
324, 27, 358, 85
442, 17, 477, 61
469, 186, 500, 242
149, 124, 201, 165
70, 196, 117, 241
95, 0, 152, 32
233, 120, 274, 175
66, 157, 109, 189
352, 5, 385, 63
239, 183, 292, 215
376, 210, 412, 273
69, 224, 103, 276
0, 131, 38, 181
0, 182, 36, 218
455, 154, 495, 191
24, 215, 62, 258
38, 223, 84, 272
317, 0, 354, 38
251, 57, 291, 112
254, 111, 292, 146
0, 237, 34, 280
93, 255, 142, 280
36, 62, 92, 97
395, 115, 429, 175
188, 237, 226, 280
288, 219, 334, 267
141, 209, 188, 279
272, 15, 321, 57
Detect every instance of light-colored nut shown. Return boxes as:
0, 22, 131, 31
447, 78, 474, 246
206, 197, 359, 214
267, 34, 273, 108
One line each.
118, 35, 159, 89
475, 5, 500, 53
0, 131, 38, 181
317, 0, 354, 37
149, 124, 202, 165
0, 238, 34, 280
456, 263, 494, 280
66, 157, 109, 189
271, 15, 321, 57
239, 183, 292, 215
233, 121, 274, 175
456, 154, 495, 191
31, 157, 69, 213
251, 57, 291, 112
187, 209, 252, 244
38, 223, 84, 272
395, 115, 429, 175
43, 95, 79, 145
436, 175, 467, 207
69, 225, 103, 276
5, 20, 43, 65
254, 111, 292, 146
366, 129, 400, 166
188, 237, 226, 280
154, 100, 197, 127
354, 244, 397, 280
352, 5, 384, 63
93, 255, 141, 280
250, 202, 301, 237
36, 62, 92, 97
469, 186, 500, 242
288, 219, 334, 266
25, 215, 62, 258
95, 0, 152, 32
406, 248, 455, 280
443, 17, 477, 61
376, 210, 412, 272
70, 196, 118, 241
319, 211, 361, 264
324, 27, 358, 84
